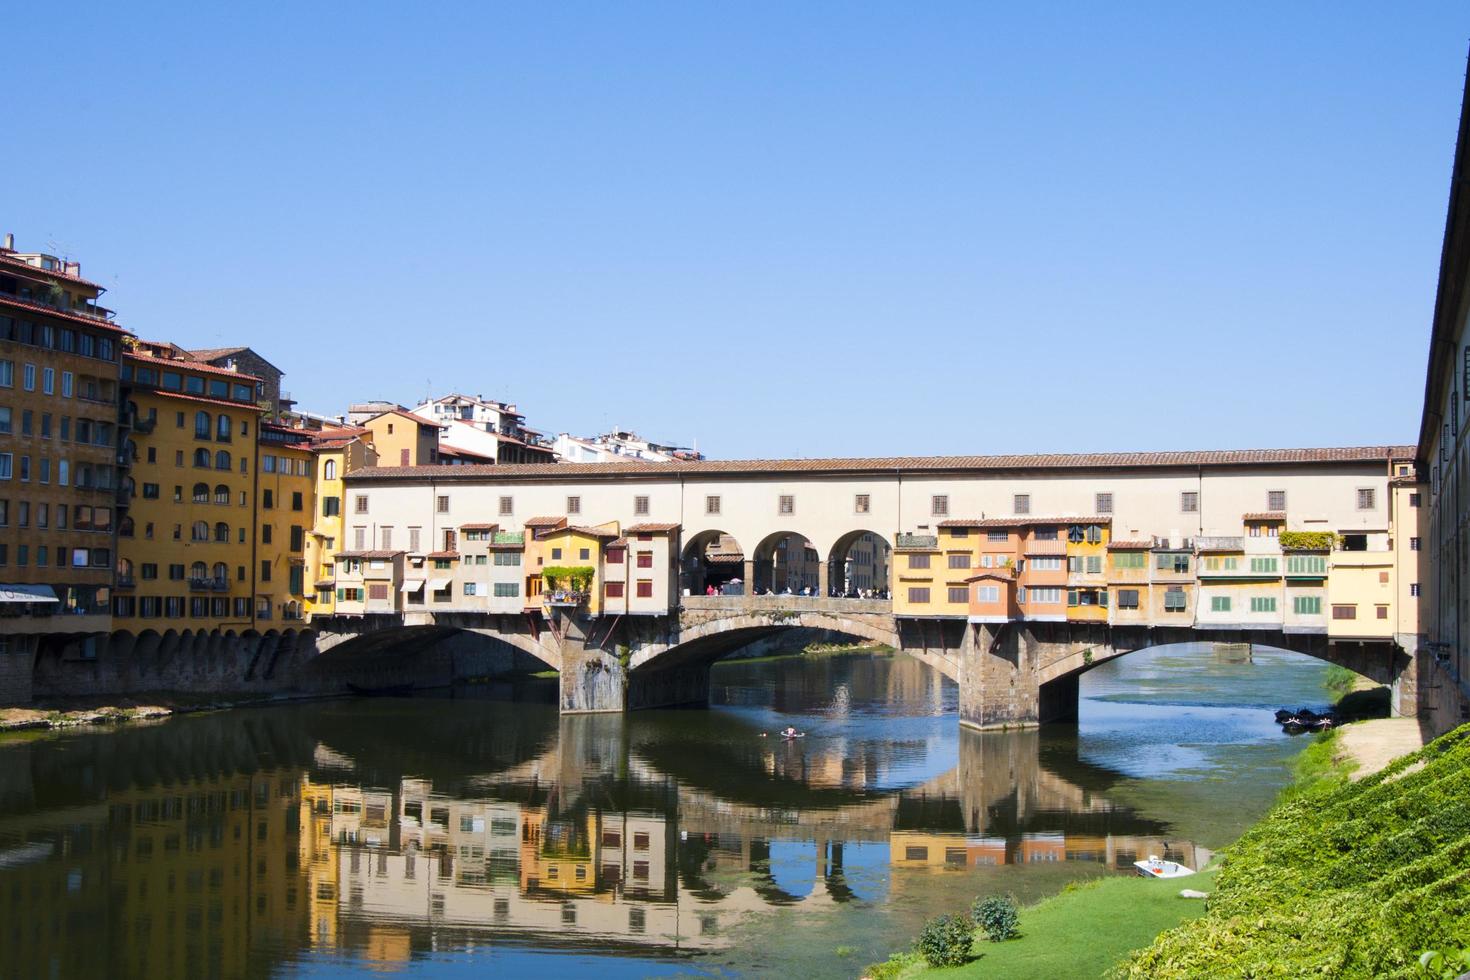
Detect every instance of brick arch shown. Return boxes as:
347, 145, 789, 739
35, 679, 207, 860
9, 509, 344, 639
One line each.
311, 623, 561, 673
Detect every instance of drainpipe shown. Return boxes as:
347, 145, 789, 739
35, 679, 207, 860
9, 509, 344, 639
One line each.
250, 423, 260, 629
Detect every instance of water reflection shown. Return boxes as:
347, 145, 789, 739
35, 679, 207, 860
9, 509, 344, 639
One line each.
0, 653, 1241, 979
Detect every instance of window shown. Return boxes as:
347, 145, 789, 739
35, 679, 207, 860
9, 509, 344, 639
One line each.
634, 495, 649, 515
323, 459, 337, 480
778, 494, 794, 515
1210, 595, 1231, 612
1164, 587, 1187, 611
948, 554, 971, 569
260, 560, 272, 582
1113, 551, 1144, 569
635, 580, 653, 598
636, 551, 654, 569
493, 582, 520, 597
1007, 493, 1030, 515
0, 360, 10, 387
1180, 491, 1198, 513
1249, 557, 1278, 573
952, 586, 975, 603
1293, 595, 1322, 615
1265, 490, 1286, 512
355, 495, 368, 514
1376, 604, 1389, 620
1356, 488, 1376, 510
494, 551, 521, 566
1410, 492, 1421, 507
323, 496, 340, 517
907, 553, 931, 570
436, 495, 449, 514
1117, 589, 1140, 609
1410, 537, 1421, 551
1250, 596, 1277, 613
705, 495, 720, 515
0, 454, 11, 480
1094, 492, 1113, 514
496, 495, 512, 516
1410, 583, 1421, 597
551, 548, 562, 560
931, 495, 948, 516
907, 587, 931, 604
42, 366, 54, 394
22, 364, 35, 391
1332, 604, 1357, 620
1086, 555, 1103, 574
605, 581, 625, 598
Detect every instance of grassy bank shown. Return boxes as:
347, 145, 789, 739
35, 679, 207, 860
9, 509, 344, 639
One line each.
716, 642, 894, 667
1121, 722, 1470, 978
863, 871, 1220, 980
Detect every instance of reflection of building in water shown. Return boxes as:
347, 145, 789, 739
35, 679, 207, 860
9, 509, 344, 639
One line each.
889, 831, 1210, 873
0, 769, 307, 980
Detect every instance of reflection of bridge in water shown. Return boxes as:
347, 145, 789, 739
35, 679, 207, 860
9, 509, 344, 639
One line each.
0, 697, 1210, 975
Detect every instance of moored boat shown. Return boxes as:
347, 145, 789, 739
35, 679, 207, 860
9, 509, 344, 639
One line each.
1134, 855, 1196, 879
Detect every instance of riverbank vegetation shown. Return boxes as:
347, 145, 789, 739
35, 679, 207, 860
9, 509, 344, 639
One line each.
1122, 722, 1470, 977
862, 873, 1218, 979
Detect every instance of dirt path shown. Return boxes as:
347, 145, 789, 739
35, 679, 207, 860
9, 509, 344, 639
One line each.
1335, 718, 1428, 779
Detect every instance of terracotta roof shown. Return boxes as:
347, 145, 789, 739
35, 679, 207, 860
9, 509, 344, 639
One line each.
334, 550, 403, 560
608, 537, 629, 547
124, 350, 263, 382
439, 444, 497, 461
367, 408, 444, 429
0, 292, 129, 334
486, 541, 525, 551
962, 572, 1013, 583
344, 445, 1415, 483
314, 579, 335, 588
0, 251, 106, 289
130, 386, 266, 413
536, 524, 621, 540
187, 347, 282, 376
626, 522, 680, 533
1242, 512, 1287, 521
938, 516, 1113, 528
1107, 539, 1154, 550
459, 522, 499, 531
523, 516, 567, 528
425, 550, 460, 560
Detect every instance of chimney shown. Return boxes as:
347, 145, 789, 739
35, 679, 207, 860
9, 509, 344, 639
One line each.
64, 261, 81, 277
2, 233, 13, 250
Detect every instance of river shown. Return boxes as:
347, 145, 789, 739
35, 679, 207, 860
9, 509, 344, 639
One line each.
0, 643, 1331, 979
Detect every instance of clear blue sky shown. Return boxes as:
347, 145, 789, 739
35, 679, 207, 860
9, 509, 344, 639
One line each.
8, 3, 1467, 458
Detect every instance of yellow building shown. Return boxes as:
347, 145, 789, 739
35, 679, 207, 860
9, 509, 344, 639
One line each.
892, 524, 983, 617
1065, 520, 1111, 621
361, 409, 442, 467
1390, 470, 1426, 640
1328, 550, 1397, 639
257, 422, 316, 624
115, 343, 264, 630
523, 517, 620, 615
304, 425, 376, 617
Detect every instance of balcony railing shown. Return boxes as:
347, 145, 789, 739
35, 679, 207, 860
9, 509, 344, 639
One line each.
542, 589, 589, 607
492, 531, 525, 545
188, 577, 229, 592
1195, 536, 1244, 552
896, 533, 938, 550
114, 575, 135, 589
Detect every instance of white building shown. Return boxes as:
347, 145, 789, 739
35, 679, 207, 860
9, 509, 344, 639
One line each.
551, 430, 703, 464
413, 394, 555, 464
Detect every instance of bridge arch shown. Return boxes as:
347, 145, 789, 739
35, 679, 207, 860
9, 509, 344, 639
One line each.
750, 531, 821, 595
306, 622, 562, 691
827, 529, 891, 597
680, 529, 746, 595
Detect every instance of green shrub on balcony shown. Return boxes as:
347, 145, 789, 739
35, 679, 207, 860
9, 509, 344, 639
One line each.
543, 565, 595, 594
1279, 531, 1338, 551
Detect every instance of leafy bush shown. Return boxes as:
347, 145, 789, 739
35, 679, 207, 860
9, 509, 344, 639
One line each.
914, 912, 975, 967
972, 894, 1020, 942
542, 565, 595, 593
1279, 530, 1338, 551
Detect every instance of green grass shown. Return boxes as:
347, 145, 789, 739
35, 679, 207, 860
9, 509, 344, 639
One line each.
713, 642, 894, 668
1322, 663, 1360, 699
1121, 722, 1470, 978
864, 871, 1218, 980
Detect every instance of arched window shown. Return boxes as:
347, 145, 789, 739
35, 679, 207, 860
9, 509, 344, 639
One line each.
216, 414, 231, 440
191, 521, 209, 542
125, 439, 138, 462
323, 459, 337, 481
193, 448, 210, 468
192, 482, 209, 503
214, 522, 229, 543
214, 484, 230, 505
215, 450, 231, 471
117, 557, 133, 577
212, 562, 228, 582
190, 561, 208, 581
119, 516, 135, 538
194, 411, 211, 438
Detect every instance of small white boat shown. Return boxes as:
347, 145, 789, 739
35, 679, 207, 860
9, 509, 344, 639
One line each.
1134, 855, 1195, 879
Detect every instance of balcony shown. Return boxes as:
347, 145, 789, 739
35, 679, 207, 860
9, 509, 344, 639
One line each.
896, 534, 938, 550
188, 577, 229, 593
542, 590, 589, 608
492, 531, 525, 545
114, 575, 135, 590
1195, 536, 1244, 552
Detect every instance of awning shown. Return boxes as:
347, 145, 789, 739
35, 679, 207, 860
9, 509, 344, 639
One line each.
400, 579, 425, 594
428, 577, 452, 591
0, 585, 58, 603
